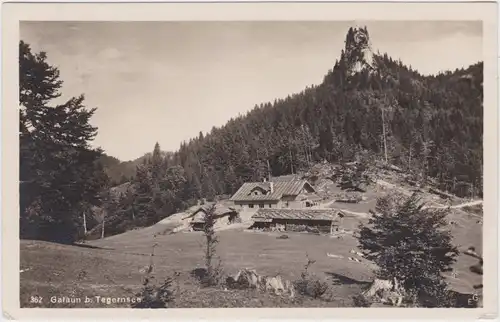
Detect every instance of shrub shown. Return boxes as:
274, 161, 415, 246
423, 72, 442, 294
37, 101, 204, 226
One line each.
333, 160, 374, 192
132, 276, 175, 308
132, 235, 177, 308
294, 256, 329, 299
201, 204, 224, 286
352, 294, 372, 307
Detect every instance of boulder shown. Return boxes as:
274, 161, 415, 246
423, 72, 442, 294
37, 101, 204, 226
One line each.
226, 268, 295, 297
363, 278, 404, 307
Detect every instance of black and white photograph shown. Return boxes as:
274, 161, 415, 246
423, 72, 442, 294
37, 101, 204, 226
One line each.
2, 1, 498, 318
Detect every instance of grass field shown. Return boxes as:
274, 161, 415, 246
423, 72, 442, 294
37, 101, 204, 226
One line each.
19, 176, 483, 308
20, 227, 377, 308
20, 215, 481, 308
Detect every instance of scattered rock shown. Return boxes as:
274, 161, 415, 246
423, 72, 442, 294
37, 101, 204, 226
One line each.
326, 253, 343, 259
350, 249, 364, 257
226, 268, 295, 298
464, 248, 481, 259
363, 278, 404, 307
226, 269, 262, 290
172, 224, 188, 233
139, 265, 153, 274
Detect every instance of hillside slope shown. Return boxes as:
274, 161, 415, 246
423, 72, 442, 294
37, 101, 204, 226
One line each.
96, 25, 483, 246
117, 26, 481, 212
99, 150, 173, 184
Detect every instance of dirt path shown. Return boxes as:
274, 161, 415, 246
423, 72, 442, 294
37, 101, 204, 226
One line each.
423, 200, 483, 210
448, 200, 482, 209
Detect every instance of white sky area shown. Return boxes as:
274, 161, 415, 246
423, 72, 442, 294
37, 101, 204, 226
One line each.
20, 21, 482, 161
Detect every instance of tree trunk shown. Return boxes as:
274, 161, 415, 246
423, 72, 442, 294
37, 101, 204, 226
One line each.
381, 108, 388, 164
408, 145, 412, 170
83, 210, 87, 235
267, 159, 272, 181
101, 217, 105, 239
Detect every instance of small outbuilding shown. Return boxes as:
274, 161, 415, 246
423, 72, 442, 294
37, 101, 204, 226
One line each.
186, 204, 239, 231
250, 208, 345, 234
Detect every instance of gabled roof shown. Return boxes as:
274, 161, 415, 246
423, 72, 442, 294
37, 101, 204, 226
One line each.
269, 174, 302, 182
187, 204, 237, 223
251, 208, 343, 221
230, 180, 316, 202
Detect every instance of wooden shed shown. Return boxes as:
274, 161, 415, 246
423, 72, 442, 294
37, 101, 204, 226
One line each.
250, 208, 345, 234
186, 204, 239, 231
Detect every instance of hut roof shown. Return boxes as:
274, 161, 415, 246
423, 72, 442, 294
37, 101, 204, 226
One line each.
188, 204, 237, 223
269, 174, 302, 182
251, 208, 343, 222
230, 180, 316, 202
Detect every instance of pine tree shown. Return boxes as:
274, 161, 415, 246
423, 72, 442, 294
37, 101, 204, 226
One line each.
19, 41, 109, 243
151, 142, 163, 181
133, 164, 157, 226
358, 193, 459, 307
160, 165, 188, 216
202, 204, 223, 286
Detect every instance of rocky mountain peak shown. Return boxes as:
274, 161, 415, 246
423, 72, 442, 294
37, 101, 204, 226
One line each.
342, 26, 376, 76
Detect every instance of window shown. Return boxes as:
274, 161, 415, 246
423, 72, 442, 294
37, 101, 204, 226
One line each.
249, 204, 254, 208
259, 204, 264, 208
249, 187, 268, 196
268, 204, 272, 208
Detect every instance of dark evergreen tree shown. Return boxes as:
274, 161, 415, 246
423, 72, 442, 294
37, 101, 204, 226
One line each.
19, 41, 109, 243
358, 194, 459, 307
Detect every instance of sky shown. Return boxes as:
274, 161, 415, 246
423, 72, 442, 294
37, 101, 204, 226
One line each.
20, 21, 482, 161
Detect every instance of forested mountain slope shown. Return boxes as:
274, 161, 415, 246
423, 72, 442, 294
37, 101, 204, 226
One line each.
20, 26, 482, 244
97, 26, 482, 236
99, 151, 173, 185
136, 26, 482, 202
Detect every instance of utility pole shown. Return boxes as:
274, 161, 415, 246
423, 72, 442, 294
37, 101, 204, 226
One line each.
289, 150, 294, 174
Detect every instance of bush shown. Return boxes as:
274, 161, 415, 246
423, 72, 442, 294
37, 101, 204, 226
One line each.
132, 235, 177, 308
333, 160, 374, 192
294, 256, 329, 299
132, 276, 175, 308
201, 204, 224, 287
352, 294, 372, 307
